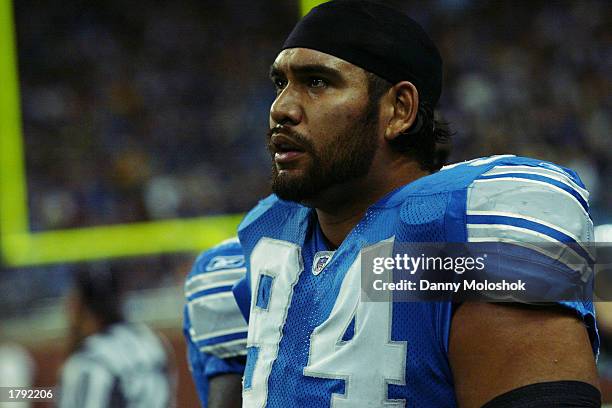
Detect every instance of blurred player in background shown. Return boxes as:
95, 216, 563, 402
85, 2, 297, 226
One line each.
183, 237, 247, 408
231, 0, 600, 407
58, 267, 173, 408
0, 342, 35, 408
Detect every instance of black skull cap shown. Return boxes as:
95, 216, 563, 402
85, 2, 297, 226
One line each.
283, 0, 443, 105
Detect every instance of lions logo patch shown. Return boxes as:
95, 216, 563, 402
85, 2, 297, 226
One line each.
312, 251, 334, 276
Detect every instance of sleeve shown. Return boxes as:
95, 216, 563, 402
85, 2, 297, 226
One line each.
465, 162, 598, 353
466, 162, 592, 245
232, 275, 252, 323
185, 307, 211, 407
58, 355, 116, 408
183, 241, 248, 406
185, 308, 245, 407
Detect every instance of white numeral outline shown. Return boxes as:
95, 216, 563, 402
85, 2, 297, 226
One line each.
244, 238, 407, 408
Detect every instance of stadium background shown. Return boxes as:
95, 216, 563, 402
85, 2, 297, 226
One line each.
0, 0, 610, 406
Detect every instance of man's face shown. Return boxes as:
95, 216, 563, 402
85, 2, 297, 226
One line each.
267, 48, 380, 204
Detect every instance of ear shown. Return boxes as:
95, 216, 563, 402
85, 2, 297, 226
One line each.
384, 81, 419, 141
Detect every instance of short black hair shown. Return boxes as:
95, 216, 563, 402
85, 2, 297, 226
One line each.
74, 266, 124, 327
366, 72, 452, 172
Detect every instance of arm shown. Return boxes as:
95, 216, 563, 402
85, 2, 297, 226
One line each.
203, 348, 245, 408
453, 162, 600, 406
186, 328, 244, 408
208, 374, 243, 408
449, 303, 599, 407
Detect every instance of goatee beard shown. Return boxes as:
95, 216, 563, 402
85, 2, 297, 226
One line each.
268, 102, 379, 203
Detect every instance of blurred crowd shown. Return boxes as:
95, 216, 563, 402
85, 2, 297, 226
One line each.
14, 0, 611, 232
16, 0, 297, 231
424, 0, 611, 222
2, 0, 610, 311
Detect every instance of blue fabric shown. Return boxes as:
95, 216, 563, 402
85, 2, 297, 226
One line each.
232, 276, 251, 323
467, 214, 577, 242
467, 214, 593, 262
255, 275, 274, 310
341, 316, 355, 341
243, 347, 260, 390
186, 331, 244, 408
204, 355, 246, 378
469, 242, 593, 302
187, 285, 235, 302
185, 311, 211, 407
195, 331, 248, 348
235, 155, 598, 407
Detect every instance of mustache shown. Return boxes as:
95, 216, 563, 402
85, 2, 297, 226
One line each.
266, 126, 315, 153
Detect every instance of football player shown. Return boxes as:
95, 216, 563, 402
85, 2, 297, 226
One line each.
59, 268, 172, 408
184, 237, 247, 407
231, 1, 600, 407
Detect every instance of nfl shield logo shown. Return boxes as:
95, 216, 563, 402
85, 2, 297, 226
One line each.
312, 252, 334, 275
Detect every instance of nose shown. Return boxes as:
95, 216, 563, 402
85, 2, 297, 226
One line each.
270, 85, 303, 128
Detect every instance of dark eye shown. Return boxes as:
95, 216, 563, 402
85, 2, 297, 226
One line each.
273, 78, 287, 92
308, 78, 327, 88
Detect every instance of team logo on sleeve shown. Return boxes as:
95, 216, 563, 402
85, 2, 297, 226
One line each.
206, 255, 245, 271
312, 251, 335, 276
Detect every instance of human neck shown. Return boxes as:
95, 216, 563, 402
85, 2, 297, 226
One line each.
82, 315, 104, 337
69, 315, 104, 353
313, 160, 428, 248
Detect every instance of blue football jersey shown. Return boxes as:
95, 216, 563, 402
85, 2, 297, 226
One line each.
233, 155, 598, 408
184, 237, 247, 407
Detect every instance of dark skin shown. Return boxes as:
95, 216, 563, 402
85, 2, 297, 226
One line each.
264, 48, 600, 407
66, 290, 104, 354
450, 303, 598, 407
208, 374, 242, 408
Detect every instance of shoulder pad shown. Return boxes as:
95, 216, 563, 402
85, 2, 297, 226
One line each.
238, 195, 281, 233
190, 238, 245, 278
185, 240, 248, 360
467, 160, 593, 244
